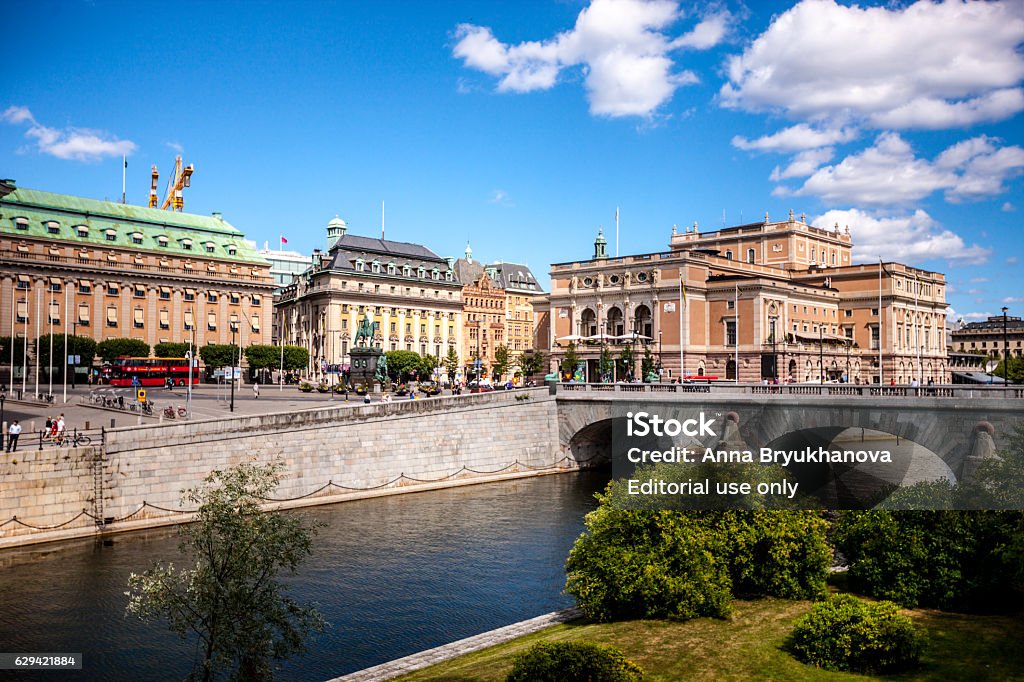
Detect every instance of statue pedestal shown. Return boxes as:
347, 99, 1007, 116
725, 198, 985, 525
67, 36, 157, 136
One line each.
349, 346, 383, 391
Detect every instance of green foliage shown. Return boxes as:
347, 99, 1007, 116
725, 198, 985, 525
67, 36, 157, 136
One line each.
518, 349, 545, 379
506, 641, 644, 682
0, 336, 27, 360
281, 345, 308, 371
443, 346, 460, 377
618, 345, 635, 378
833, 509, 1022, 610
493, 344, 510, 379
33, 334, 97, 377
153, 342, 190, 358
565, 506, 734, 623
561, 342, 579, 377
200, 343, 239, 369
384, 350, 421, 382
641, 345, 656, 380
418, 354, 439, 380
244, 344, 281, 370
598, 346, 614, 382
993, 355, 1024, 383
787, 594, 925, 674
96, 337, 150, 362
126, 461, 326, 681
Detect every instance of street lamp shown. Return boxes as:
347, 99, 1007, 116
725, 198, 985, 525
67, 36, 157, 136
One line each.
658, 329, 663, 380
819, 326, 824, 382
0, 392, 5, 450
1003, 306, 1010, 385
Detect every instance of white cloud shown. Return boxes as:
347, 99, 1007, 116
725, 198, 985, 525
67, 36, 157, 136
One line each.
1004, 202, 1018, 212
166, 141, 184, 154
2, 105, 136, 161
720, 0, 1024, 130
1009, 256, 1020, 266
814, 207, 990, 266
453, 1, 731, 118
960, 311, 995, 321
769, 147, 834, 181
1004, 296, 1024, 304
732, 124, 856, 152
489, 189, 514, 206
789, 133, 1024, 205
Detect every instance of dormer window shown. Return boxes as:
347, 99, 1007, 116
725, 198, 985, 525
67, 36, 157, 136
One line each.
417, 267, 425, 278
181, 238, 193, 251
356, 258, 365, 272
387, 263, 396, 275
445, 272, 453, 281
131, 232, 143, 245
46, 221, 60, 235
372, 260, 381, 273
105, 229, 117, 242
157, 236, 169, 247
205, 242, 216, 253
75, 225, 89, 237
403, 265, 411, 277
225, 244, 237, 256
14, 218, 28, 231
431, 268, 439, 280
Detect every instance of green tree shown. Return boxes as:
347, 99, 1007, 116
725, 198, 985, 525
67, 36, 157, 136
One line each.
0, 336, 28, 360
618, 345, 635, 380
281, 346, 309, 371
383, 350, 420, 382
96, 337, 150, 362
200, 343, 239, 369
598, 346, 614, 382
560, 342, 579, 378
443, 346, 460, 379
126, 461, 326, 681
641, 345, 657, 381
33, 334, 98, 380
417, 354, 439, 381
492, 344, 510, 380
153, 342, 190, 358
518, 350, 545, 382
244, 345, 282, 371
993, 355, 1024, 383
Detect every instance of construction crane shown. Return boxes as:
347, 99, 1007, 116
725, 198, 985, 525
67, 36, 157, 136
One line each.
148, 155, 195, 211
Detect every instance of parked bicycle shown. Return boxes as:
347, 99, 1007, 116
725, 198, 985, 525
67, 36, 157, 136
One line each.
55, 431, 92, 448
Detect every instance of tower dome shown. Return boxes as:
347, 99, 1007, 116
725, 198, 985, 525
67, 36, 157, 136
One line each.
327, 215, 348, 245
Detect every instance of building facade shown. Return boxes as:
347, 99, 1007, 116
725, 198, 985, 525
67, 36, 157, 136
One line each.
545, 212, 949, 384
486, 260, 544, 362
275, 217, 462, 377
0, 180, 275, 375
951, 314, 1024, 359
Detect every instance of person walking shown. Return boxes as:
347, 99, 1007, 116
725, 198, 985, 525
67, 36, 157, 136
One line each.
253, 381, 260, 400
7, 420, 21, 452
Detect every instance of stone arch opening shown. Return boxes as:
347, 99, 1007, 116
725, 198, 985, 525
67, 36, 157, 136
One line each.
567, 418, 621, 469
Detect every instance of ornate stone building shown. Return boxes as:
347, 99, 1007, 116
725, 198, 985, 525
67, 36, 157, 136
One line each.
546, 212, 949, 384
486, 260, 544, 363
0, 180, 274, 378
275, 217, 462, 377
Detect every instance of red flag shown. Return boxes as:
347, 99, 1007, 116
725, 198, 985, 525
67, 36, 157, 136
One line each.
280, 236, 288, 244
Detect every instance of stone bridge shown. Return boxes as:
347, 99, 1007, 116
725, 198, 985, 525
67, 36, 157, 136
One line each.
554, 383, 1024, 483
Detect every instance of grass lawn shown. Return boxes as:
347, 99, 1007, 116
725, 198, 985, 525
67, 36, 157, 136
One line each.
395, 597, 1024, 681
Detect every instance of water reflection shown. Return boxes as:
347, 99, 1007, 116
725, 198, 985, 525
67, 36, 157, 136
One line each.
0, 471, 608, 681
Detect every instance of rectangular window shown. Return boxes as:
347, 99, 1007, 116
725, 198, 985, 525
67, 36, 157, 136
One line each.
133, 309, 145, 329
230, 294, 239, 304
208, 292, 218, 303
184, 309, 194, 330
134, 287, 145, 298
108, 284, 119, 296
252, 315, 260, 332
106, 232, 116, 242
251, 295, 261, 306
184, 289, 195, 302
78, 303, 90, 326
871, 308, 879, 316
49, 280, 62, 292
208, 312, 217, 331
106, 306, 118, 327
727, 300, 735, 310
132, 235, 143, 245
16, 276, 29, 290
725, 320, 736, 346
420, 324, 426, 334
16, 300, 28, 323
870, 324, 880, 350
341, 319, 348, 330
390, 322, 397, 333
844, 309, 852, 317
160, 309, 170, 330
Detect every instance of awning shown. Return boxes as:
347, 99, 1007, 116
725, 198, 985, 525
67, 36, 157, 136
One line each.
251, 315, 260, 331
106, 307, 117, 323
78, 304, 90, 321
159, 309, 170, 325
184, 309, 194, 325
133, 309, 144, 324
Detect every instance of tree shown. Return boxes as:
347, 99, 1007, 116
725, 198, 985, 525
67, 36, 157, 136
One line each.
598, 346, 614, 383
0, 336, 27, 360
993, 356, 1024, 384
383, 350, 420, 382
641, 345, 657, 381
618, 345, 635, 380
492, 345, 510, 381
561, 342, 579, 379
443, 346, 460, 380
96, 338, 150, 362
417, 354, 439, 381
126, 461, 326, 681
244, 345, 283, 371
154, 342, 190, 358
281, 346, 308, 371
200, 343, 239, 369
518, 350, 545, 381
33, 334, 98, 380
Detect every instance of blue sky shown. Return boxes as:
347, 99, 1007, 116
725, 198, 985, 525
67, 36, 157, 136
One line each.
2, 0, 1022, 322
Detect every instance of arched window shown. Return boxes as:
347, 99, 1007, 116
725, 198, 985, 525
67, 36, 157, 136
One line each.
747, 248, 755, 264
724, 250, 733, 260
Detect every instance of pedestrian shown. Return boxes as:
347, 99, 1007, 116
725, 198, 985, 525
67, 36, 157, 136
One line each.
44, 416, 53, 441
57, 414, 66, 439
7, 420, 21, 452
253, 381, 260, 400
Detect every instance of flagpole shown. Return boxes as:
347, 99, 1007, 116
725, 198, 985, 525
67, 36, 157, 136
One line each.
48, 287, 54, 398
615, 207, 619, 258
382, 200, 385, 240
734, 282, 740, 383
9, 280, 15, 392
878, 258, 883, 385
21, 283, 28, 395
34, 285, 40, 399
62, 285, 69, 403
678, 271, 684, 379
121, 154, 127, 204
915, 270, 921, 385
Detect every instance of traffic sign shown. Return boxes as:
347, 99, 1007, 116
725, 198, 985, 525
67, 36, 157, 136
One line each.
137, 389, 147, 403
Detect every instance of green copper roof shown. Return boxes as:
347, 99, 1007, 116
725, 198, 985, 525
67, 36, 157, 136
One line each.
0, 185, 268, 265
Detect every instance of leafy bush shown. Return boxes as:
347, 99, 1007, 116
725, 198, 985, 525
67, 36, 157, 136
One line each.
506, 641, 643, 682
787, 594, 925, 673
834, 510, 1021, 610
566, 507, 733, 622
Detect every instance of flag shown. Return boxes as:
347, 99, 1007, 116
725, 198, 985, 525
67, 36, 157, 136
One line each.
280, 236, 288, 244
679, 271, 687, 305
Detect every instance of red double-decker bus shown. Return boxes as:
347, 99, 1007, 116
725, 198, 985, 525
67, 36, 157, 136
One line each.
107, 357, 199, 387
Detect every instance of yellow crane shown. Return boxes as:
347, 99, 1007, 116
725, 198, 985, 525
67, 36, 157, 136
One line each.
147, 155, 195, 211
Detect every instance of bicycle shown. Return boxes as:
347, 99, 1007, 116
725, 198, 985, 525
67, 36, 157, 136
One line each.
162, 406, 177, 419
56, 431, 92, 448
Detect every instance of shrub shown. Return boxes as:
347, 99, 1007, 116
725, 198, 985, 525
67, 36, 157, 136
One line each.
565, 507, 733, 622
506, 641, 643, 682
787, 594, 925, 673
834, 510, 1021, 610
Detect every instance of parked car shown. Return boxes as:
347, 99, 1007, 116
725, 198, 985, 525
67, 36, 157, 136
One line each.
468, 381, 494, 394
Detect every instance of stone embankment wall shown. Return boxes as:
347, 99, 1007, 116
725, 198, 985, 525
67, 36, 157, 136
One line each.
1, 389, 565, 547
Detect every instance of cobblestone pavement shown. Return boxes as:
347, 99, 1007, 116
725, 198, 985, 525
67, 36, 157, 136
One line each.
328, 607, 581, 682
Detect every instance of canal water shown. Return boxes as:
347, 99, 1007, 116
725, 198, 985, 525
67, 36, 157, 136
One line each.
0, 471, 609, 681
